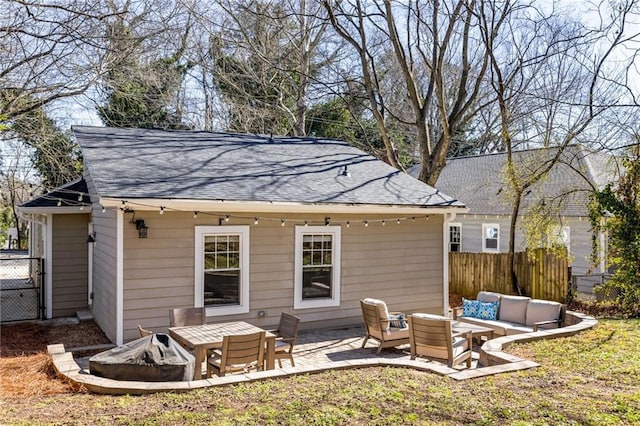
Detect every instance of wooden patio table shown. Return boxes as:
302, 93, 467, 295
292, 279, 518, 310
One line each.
168, 320, 276, 380
452, 320, 494, 342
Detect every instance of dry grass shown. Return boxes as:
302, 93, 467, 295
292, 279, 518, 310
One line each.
0, 321, 110, 397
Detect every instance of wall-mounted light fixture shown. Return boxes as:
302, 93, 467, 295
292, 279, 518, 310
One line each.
87, 232, 96, 244
135, 219, 148, 238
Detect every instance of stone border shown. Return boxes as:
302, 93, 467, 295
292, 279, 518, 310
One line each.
48, 311, 597, 395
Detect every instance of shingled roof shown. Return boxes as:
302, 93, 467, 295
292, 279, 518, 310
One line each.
73, 126, 464, 210
409, 145, 619, 216
20, 178, 90, 210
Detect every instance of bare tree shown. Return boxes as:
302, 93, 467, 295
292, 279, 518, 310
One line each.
190, 0, 336, 136
477, 0, 640, 292
324, 0, 504, 178
1, 1, 113, 121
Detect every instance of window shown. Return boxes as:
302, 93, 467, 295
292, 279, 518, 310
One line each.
195, 226, 249, 316
449, 223, 462, 252
550, 226, 570, 250
294, 226, 341, 309
482, 224, 500, 252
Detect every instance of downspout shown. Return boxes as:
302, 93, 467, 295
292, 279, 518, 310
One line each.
443, 211, 457, 317
87, 222, 93, 307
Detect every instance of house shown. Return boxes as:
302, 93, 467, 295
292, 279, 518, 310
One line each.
19, 126, 466, 345
409, 144, 620, 280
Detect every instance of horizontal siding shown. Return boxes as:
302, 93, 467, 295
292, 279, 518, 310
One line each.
51, 214, 89, 317
122, 212, 446, 341
89, 197, 118, 342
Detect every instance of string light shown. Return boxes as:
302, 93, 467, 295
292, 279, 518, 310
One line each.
39, 190, 450, 228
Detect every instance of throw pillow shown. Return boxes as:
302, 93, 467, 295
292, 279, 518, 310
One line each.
388, 313, 407, 328
462, 298, 480, 317
476, 301, 499, 320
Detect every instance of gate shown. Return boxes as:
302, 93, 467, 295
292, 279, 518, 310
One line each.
0, 255, 44, 322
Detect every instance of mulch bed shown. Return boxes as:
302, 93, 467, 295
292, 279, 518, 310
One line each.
0, 320, 111, 396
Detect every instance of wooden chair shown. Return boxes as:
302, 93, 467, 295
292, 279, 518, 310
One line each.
270, 312, 301, 367
408, 313, 473, 368
206, 331, 266, 377
360, 298, 409, 354
169, 307, 206, 327
137, 325, 153, 337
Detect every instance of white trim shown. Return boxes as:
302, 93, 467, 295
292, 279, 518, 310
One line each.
116, 209, 124, 346
87, 222, 93, 307
482, 223, 500, 253
443, 213, 456, 316
45, 214, 53, 319
194, 226, 250, 316
99, 197, 467, 216
294, 226, 342, 309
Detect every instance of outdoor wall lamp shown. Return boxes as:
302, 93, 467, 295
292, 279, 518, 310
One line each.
135, 219, 148, 238
87, 232, 96, 244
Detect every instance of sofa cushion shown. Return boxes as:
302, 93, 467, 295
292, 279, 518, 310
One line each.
462, 298, 481, 317
526, 299, 562, 328
477, 291, 502, 304
388, 313, 408, 329
499, 295, 530, 325
505, 324, 534, 335
362, 298, 390, 330
476, 301, 499, 320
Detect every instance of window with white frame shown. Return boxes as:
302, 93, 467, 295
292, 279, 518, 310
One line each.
549, 225, 570, 250
449, 223, 462, 252
482, 223, 500, 252
195, 226, 250, 316
294, 226, 341, 309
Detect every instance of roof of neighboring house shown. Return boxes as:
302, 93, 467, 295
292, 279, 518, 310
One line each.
20, 178, 90, 210
409, 145, 620, 216
70, 126, 464, 210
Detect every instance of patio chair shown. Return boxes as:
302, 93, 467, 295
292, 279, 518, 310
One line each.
169, 307, 206, 327
269, 312, 301, 368
137, 325, 153, 337
408, 313, 473, 368
206, 331, 266, 377
360, 298, 409, 354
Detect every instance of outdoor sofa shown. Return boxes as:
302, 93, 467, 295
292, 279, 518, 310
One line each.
453, 291, 565, 337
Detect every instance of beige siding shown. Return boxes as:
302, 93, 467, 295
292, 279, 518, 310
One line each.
121, 212, 445, 341
86, 174, 119, 341
51, 214, 90, 317
456, 215, 598, 275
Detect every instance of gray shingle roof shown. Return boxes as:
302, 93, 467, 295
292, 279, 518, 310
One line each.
20, 178, 89, 208
409, 145, 619, 216
73, 126, 464, 209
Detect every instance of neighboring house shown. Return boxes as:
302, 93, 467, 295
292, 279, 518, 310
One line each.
19, 126, 466, 345
410, 144, 619, 279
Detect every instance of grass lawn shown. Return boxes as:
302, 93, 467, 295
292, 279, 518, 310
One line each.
1, 318, 638, 425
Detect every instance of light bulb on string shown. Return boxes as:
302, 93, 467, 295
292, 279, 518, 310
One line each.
193, 211, 199, 219
225, 215, 230, 222
159, 206, 164, 215
364, 221, 369, 228
382, 220, 386, 226
78, 193, 83, 201
57, 199, 62, 207
397, 219, 401, 225
281, 219, 285, 227
346, 221, 350, 228
254, 217, 259, 225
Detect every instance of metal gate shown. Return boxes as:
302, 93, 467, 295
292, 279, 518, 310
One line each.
0, 255, 44, 322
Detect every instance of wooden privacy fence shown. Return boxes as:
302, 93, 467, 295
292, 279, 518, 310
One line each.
449, 248, 569, 302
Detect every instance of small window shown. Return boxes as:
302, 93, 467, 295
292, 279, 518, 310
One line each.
482, 224, 500, 252
449, 223, 462, 252
550, 226, 570, 250
195, 226, 250, 316
294, 226, 341, 309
